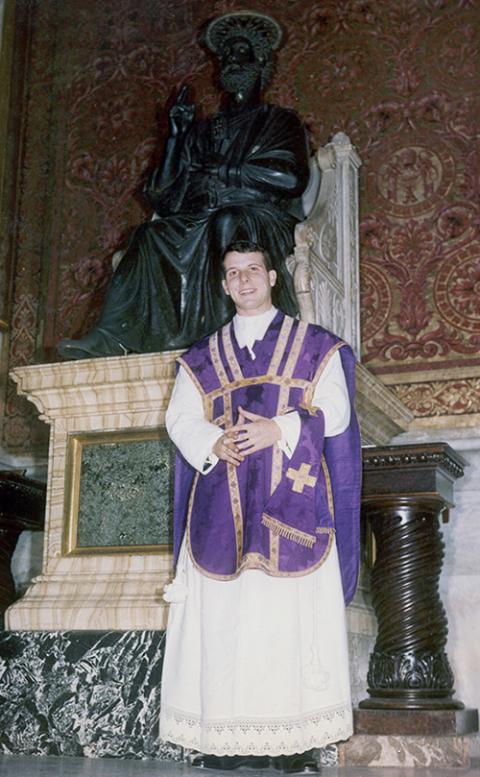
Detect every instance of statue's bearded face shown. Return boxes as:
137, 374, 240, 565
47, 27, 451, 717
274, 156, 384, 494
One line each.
219, 36, 263, 95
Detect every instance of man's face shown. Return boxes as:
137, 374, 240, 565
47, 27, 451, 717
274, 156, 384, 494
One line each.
219, 36, 262, 95
222, 251, 276, 317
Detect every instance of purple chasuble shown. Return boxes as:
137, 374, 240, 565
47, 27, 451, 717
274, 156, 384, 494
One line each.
173, 312, 361, 605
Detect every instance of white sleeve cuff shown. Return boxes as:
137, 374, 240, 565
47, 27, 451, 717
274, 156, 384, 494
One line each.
201, 444, 221, 475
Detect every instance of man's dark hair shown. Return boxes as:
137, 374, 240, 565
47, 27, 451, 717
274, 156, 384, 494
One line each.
221, 241, 273, 275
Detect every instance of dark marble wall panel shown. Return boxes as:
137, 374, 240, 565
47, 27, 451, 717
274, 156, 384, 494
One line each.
0, 630, 180, 759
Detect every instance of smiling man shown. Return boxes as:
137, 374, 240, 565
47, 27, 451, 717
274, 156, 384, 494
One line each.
160, 241, 361, 772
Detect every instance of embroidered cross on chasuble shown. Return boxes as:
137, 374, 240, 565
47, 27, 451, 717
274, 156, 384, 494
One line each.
174, 311, 362, 606
286, 463, 317, 493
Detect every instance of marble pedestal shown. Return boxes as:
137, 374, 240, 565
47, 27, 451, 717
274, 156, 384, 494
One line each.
6, 352, 179, 631
2, 354, 179, 757
340, 708, 479, 768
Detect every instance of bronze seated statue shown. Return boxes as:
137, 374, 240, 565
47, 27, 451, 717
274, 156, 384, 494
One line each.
59, 12, 310, 359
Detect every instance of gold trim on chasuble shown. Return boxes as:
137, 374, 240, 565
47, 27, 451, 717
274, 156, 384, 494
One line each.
176, 356, 210, 418
303, 342, 345, 405
208, 373, 310, 402
221, 325, 243, 382
262, 513, 317, 548
303, 341, 344, 534
321, 456, 335, 522
268, 320, 308, 569
268, 316, 295, 374
211, 330, 242, 568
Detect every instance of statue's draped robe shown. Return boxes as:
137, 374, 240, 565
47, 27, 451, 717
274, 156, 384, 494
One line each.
93, 105, 309, 352
160, 309, 361, 755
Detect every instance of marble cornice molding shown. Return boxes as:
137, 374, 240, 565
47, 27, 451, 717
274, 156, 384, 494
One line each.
10, 351, 182, 422
381, 363, 480, 385
356, 363, 413, 446
409, 412, 480, 431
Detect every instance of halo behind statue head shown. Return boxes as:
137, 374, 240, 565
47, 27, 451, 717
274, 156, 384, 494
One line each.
204, 11, 283, 58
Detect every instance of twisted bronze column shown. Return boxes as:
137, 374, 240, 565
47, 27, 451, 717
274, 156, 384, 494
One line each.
360, 443, 465, 710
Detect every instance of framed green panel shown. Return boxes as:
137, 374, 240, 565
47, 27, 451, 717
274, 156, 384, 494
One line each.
63, 428, 174, 556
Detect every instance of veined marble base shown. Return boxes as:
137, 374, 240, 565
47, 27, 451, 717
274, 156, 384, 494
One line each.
339, 734, 470, 768
0, 629, 180, 759
354, 707, 479, 736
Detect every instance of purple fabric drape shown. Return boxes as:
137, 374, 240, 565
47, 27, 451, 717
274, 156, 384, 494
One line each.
172, 313, 361, 603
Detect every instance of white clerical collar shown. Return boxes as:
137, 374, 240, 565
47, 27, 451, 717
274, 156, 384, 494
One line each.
233, 307, 277, 355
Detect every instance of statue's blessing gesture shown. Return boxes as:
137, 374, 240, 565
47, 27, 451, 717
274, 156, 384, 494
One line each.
59, 11, 310, 360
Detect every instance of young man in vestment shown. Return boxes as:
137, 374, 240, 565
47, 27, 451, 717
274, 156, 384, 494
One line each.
160, 241, 361, 772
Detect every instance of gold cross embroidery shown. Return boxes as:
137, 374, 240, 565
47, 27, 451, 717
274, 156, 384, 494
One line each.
286, 463, 317, 493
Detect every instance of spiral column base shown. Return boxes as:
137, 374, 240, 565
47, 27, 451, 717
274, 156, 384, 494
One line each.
360, 444, 466, 712
360, 649, 464, 710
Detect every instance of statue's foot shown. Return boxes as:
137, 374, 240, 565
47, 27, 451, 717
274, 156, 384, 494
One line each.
58, 329, 130, 360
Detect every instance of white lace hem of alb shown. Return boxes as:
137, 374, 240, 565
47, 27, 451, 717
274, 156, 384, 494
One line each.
160, 702, 353, 756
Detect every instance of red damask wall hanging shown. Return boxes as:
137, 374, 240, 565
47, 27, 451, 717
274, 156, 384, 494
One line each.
3, 0, 479, 450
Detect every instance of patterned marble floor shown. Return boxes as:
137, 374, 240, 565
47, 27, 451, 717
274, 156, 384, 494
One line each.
0, 756, 478, 777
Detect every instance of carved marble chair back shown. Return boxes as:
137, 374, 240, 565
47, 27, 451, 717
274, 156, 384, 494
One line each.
287, 133, 362, 359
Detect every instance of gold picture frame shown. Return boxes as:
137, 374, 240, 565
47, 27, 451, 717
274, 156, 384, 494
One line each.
63, 428, 174, 556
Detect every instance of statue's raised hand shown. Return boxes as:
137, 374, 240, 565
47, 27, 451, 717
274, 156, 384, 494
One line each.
169, 85, 195, 137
